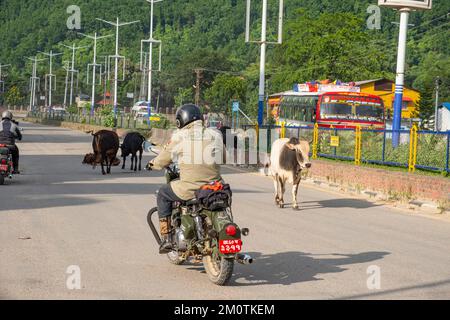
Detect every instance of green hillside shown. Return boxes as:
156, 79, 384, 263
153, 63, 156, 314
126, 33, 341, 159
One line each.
0, 0, 448, 119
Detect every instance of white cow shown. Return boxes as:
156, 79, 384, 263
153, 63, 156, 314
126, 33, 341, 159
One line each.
268, 137, 311, 210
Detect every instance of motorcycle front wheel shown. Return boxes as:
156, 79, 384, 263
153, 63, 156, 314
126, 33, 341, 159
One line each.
203, 254, 234, 286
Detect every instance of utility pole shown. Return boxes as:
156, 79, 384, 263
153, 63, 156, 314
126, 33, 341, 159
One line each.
62, 43, 89, 108
78, 32, 113, 116
435, 76, 440, 131
38, 50, 62, 111
140, 0, 163, 122
98, 55, 109, 107
139, 52, 148, 101
27, 56, 45, 112
62, 60, 70, 108
246, 0, 284, 126
0, 63, 11, 94
97, 17, 139, 121
194, 68, 203, 106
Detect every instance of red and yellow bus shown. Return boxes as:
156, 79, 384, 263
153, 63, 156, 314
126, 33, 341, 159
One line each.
268, 84, 385, 129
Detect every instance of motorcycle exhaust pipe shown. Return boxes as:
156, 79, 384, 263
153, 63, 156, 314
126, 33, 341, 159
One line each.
236, 253, 253, 265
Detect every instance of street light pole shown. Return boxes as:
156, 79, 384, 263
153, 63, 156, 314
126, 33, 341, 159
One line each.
141, 0, 163, 124
27, 56, 45, 112
0, 63, 11, 94
39, 50, 62, 111
78, 32, 112, 116
97, 17, 139, 121
246, 0, 283, 126
62, 44, 89, 108
257, 0, 268, 127
392, 8, 410, 147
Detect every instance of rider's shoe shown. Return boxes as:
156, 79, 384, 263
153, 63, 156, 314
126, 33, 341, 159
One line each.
12, 170, 20, 175
159, 236, 173, 254
159, 217, 173, 254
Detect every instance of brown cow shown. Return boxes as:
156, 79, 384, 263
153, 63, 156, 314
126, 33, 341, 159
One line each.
83, 130, 120, 175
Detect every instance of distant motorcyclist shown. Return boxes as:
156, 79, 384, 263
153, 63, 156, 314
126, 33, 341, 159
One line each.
148, 104, 224, 254
0, 111, 22, 174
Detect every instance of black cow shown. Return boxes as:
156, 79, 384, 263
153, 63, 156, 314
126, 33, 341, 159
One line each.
120, 132, 146, 171
83, 130, 120, 175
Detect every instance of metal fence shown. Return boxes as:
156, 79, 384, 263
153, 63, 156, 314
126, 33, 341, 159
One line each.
27, 111, 159, 130
243, 123, 450, 173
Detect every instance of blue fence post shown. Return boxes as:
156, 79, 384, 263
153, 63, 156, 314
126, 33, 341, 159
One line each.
446, 132, 450, 173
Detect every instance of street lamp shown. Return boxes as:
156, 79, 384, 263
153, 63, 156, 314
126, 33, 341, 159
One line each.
378, 0, 433, 146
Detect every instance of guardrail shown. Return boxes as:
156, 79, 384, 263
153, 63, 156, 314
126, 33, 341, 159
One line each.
242, 123, 450, 174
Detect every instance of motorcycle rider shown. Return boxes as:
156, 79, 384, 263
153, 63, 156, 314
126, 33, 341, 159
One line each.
148, 104, 224, 254
0, 111, 22, 174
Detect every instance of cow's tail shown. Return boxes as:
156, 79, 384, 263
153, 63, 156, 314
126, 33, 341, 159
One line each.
263, 159, 271, 176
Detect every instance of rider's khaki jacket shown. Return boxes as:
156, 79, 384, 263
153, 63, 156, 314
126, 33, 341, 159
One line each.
151, 120, 223, 200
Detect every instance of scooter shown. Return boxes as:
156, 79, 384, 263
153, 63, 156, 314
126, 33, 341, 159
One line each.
0, 144, 14, 185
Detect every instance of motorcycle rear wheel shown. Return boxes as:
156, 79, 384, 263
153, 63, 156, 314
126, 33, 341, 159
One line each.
203, 255, 234, 286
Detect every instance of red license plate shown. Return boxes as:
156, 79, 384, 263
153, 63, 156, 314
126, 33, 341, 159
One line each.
0, 164, 8, 172
219, 239, 242, 254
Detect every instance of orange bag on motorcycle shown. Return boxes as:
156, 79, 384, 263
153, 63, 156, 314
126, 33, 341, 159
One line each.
196, 181, 232, 211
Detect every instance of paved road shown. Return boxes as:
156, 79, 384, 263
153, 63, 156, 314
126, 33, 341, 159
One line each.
1, 122, 450, 299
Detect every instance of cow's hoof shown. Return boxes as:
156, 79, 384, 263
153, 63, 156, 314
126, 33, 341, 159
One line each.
279, 203, 284, 209
292, 206, 300, 211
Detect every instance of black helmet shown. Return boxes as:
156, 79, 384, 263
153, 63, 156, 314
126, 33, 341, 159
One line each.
2, 111, 13, 120
175, 104, 203, 129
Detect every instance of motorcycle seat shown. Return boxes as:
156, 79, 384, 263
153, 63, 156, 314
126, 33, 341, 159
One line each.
182, 198, 199, 206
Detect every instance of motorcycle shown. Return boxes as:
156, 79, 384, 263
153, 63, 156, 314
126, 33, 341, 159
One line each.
146, 150, 252, 286
0, 144, 14, 185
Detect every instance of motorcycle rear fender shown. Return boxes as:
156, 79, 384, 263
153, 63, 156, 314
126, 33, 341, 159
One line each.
204, 210, 241, 240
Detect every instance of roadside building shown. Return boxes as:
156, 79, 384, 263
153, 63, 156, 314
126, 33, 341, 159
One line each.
355, 78, 420, 119
438, 102, 450, 132
97, 91, 113, 107
76, 93, 90, 112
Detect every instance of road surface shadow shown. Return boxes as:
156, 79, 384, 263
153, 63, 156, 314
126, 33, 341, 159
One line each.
227, 251, 390, 287
286, 198, 382, 211
0, 196, 101, 211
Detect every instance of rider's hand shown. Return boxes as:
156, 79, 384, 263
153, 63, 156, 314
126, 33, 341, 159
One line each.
145, 161, 154, 171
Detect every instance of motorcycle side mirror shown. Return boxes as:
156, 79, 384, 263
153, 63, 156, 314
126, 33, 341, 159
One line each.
241, 228, 250, 236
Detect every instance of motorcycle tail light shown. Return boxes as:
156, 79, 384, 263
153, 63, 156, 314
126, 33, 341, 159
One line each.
225, 225, 237, 236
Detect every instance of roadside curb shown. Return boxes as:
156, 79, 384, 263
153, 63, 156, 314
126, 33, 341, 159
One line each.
252, 165, 449, 218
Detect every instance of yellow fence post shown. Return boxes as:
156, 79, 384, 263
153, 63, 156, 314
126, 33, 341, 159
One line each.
281, 121, 286, 139
408, 124, 418, 173
312, 123, 319, 159
354, 125, 362, 165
